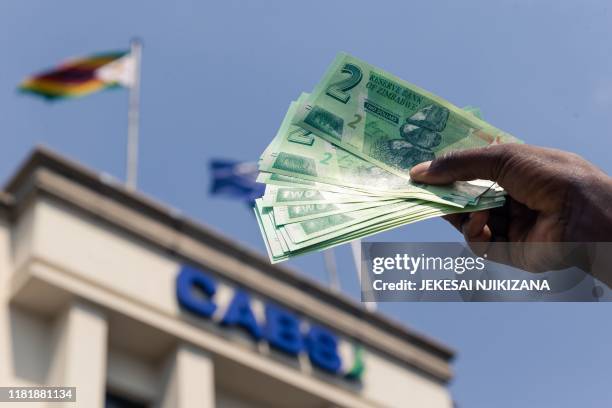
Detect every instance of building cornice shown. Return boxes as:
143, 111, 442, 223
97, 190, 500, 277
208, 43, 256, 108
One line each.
0, 191, 14, 219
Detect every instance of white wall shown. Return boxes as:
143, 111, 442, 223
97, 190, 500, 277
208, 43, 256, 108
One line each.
47, 301, 108, 408
157, 344, 215, 408
1, 208, 111, 408
0, 214, 54, 406
0, 205, 53, 391
362, 349, 452, 408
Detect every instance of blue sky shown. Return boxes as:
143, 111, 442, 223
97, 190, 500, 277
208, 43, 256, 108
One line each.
2, 1, 612, 406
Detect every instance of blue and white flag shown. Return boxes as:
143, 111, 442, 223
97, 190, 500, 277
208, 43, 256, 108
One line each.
209, 159, 264, 206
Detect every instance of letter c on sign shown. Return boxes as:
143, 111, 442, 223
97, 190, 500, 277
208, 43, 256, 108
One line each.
176, 264, 217, 317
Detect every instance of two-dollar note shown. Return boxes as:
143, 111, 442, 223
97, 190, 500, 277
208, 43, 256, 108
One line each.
294, 52, 522, 203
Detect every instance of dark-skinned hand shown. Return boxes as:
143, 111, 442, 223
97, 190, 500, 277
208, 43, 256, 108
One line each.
409, 144, 612, 275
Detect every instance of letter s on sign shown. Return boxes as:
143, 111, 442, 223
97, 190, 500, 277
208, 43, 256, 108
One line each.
305, 325, 342, 374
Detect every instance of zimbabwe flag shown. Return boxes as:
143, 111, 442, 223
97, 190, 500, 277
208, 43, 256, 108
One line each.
19, 50, 134, 100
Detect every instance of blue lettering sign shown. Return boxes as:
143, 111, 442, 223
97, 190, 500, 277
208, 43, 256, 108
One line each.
176, 264, 217, 317
264, 303, 303, 356
221, 290, 262, 340
176, 264, 361, 379
305, 325, 342, 374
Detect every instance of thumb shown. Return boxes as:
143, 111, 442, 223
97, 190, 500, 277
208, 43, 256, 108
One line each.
409, 144, 519, 185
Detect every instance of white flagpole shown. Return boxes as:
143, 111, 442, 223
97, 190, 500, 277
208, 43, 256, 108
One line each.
350, 239, 377, 311
323, 250, 340, 291
126, 38, 142, 190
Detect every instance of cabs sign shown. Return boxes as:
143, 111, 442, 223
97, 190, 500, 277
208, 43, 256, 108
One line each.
176, 264, 364, 380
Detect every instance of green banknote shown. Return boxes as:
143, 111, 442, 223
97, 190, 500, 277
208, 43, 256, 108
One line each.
261, 185, 398, 206
255, 196, 505, 263
262, 98, 502, 206
272, 200, 402, 226
255, 205, 288, 260
462, 105, 483, 119
282, 201, 420, 244
256, 172, 387, 197
253, 54, 519, 263
294, 53, 522, 197
261, 98, 419, 193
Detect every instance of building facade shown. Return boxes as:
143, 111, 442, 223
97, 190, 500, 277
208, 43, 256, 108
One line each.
0, 148, 455, 407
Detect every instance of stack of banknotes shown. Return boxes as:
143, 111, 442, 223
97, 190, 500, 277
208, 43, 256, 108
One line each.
255, 53, 521, 263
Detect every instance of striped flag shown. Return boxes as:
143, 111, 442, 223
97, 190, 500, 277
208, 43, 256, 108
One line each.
19, 50, 136, 100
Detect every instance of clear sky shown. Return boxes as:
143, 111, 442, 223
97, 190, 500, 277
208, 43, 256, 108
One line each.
2, 1, 611, 406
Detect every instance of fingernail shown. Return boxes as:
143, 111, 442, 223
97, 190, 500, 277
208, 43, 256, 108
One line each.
409, 161, 432, 178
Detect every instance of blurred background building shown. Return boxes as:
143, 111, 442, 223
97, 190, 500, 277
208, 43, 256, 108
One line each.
0, 148, 455, 407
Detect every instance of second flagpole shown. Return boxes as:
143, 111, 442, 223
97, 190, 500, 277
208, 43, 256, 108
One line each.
126, 38, 142, 190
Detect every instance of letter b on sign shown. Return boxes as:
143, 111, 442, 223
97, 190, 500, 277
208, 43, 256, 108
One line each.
264, 303, 303, 356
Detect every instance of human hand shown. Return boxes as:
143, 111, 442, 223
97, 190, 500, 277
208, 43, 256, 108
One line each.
409, 144, 612, 272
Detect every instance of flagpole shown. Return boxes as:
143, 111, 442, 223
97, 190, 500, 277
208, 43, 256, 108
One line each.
350, 239, 377, 311
323, 250, 340, 291
126, 38, 142, 190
